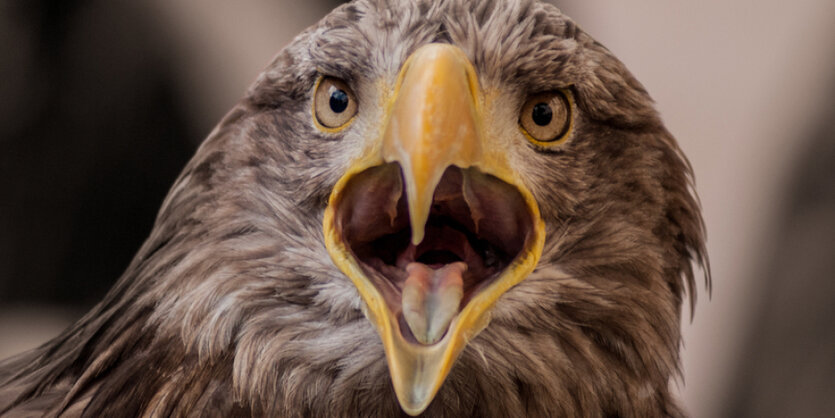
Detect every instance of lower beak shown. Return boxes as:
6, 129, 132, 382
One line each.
323, 44, 545, 415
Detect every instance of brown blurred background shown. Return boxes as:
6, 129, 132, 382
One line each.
1, 1, 833, 416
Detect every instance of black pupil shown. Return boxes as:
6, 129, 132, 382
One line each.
531, 102, 553, 126
329, 88, 349, 113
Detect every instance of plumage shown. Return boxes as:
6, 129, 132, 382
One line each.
0, 0, 708, 417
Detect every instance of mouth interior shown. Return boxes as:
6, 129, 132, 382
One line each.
335, 163, 533, 345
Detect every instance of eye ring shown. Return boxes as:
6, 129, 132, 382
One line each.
313, 76, 358, 131
519, 89, 573, 146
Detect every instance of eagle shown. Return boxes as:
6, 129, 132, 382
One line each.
0, 0, 708, 416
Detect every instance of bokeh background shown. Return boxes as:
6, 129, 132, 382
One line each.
1, 1, 833, 416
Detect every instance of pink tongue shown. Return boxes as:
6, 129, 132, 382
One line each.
401, 262, 466, 345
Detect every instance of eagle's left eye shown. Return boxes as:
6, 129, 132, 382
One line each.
519, 90, 572, 145
314, 77, 358, 130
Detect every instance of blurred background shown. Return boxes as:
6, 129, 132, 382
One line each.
1, 0, 833, 416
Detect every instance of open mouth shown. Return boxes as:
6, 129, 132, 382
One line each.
333, 163, 534, 345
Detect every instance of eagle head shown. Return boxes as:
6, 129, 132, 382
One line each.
0, 1, 708, 417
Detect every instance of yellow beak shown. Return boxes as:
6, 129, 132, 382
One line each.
323, 44, 545, 415
381, 44, 483, 245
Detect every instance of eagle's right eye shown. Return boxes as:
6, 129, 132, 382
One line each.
314, 76, 358, 130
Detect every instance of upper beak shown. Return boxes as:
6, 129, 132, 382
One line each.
323, 44, 545, 415
381, 44, 483, 245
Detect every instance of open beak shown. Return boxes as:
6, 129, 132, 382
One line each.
323, 44, 545, 415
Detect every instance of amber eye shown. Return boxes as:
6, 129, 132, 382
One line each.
519, 90, 571, 144
314, 77, 358, 130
